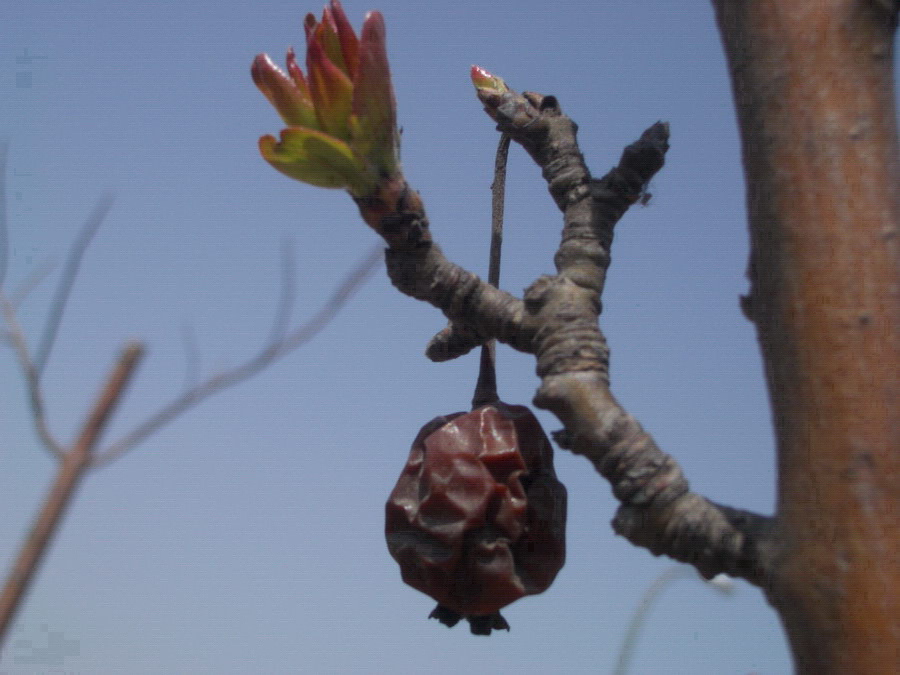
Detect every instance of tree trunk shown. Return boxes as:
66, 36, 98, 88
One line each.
711, 1, 900, 672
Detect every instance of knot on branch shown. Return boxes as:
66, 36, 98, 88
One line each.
424, 289, 532, 361
589, 122, 670, 212
620, 121, 669, 182
426, 321, 484, 361
524, 276, 608, 377
589, 407, 690, 507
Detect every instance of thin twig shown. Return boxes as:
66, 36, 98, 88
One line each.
267, 236, 296, 346
612, 565, 691, 675
488, 134, 510, 289
0, 342, 144, 648
0, 292, 64, 457
612, 565, 735, 675
472, 134, 510, 409
34, 194, 114, 375
91, 242, 382, 467
0, 258, 58, 345
179, 238, 296, 395
10, 257, 58, 307
0, 141, 8, 290
179, 322, 201, 394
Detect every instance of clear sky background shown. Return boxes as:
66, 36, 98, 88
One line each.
4, 0, 877, 672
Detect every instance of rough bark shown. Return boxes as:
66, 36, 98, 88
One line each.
711, 1, 900, 672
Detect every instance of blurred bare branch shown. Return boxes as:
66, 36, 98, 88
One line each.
1, 205, 380, 647
0, 342, 144, 647
0, 142, 8, 289
0, 143, 62, 457
0, 292, 64, 457
9, 257, 58, 307
91, 241, 382, 467
179, 322, 201, 394
267, 236, 296, 346
613, 565, 736, 675
34, 194, 114, 375
2, 257, 54, 343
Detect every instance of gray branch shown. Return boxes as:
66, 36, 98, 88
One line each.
367, 85, 775, 586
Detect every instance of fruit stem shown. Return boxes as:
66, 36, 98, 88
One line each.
472, 133, 510, 409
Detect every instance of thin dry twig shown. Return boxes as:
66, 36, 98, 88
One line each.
488, 134, 510, 290
91, 242, 382, 466
0, 342, 144, 647
34, 194, 114, 375
267, 236, 297, 346
612, 565, 735, 675
472, 133, 510, 409
0, 142, 8, 290
0, 256, 60, 346
179, 322, 201, 394
0, 143, 62, 457
1, 192, 380, 653
9, 257, 58, 307
0, 292, 64, 457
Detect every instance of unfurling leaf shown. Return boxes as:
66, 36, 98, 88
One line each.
252, 1, 400, 197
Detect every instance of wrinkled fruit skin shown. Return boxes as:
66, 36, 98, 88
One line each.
385, 402, 567, 632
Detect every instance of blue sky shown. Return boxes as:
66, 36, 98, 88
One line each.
0, 1, 810, 672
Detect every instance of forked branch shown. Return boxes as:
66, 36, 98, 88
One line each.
0, 150, 381, 646
366, 84, 775, 586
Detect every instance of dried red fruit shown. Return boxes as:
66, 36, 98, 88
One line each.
385, 401, 567, 634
